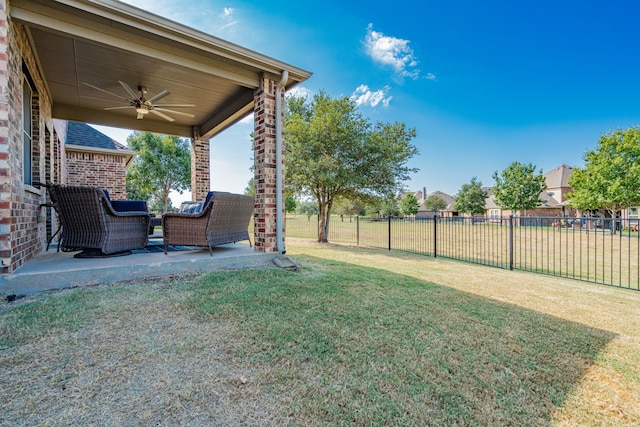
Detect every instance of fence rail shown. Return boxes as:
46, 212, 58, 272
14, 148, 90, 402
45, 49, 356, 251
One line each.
286, 214, 640, 290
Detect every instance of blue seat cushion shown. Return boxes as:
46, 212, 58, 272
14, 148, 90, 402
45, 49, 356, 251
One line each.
111, 200, 148, 212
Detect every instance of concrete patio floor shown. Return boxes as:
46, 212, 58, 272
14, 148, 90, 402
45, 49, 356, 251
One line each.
0, 237, 278, 297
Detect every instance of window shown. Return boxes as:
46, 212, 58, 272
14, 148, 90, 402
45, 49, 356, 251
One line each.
489, 209, 501, 219
628, 207, 638, 219
22, 75, 33, 185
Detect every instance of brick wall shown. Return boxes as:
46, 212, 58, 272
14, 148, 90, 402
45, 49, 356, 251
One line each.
66, 150, 128, 199
253, 75, 283, 253
0, 0, 10, 271
0, 16, 56, 273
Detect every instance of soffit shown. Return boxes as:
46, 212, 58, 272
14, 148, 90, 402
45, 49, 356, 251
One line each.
11, 0, 312, 139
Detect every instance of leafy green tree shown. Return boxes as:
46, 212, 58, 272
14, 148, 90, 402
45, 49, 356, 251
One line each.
400, 193, 420, 216
285, 91, 418, 242
567, 126, 640, 219
453, 177, 488, 214
126, 132, 191, 213
149, 197, 174, 213
244, 178, 254, 196
285, 195, 297, 214
125, 180, 150, 202
492, 162, 547, 214
296, 201, 319, 220
332, 196, 365, 216
423, 194, 448, 211
363, 195, 401, 217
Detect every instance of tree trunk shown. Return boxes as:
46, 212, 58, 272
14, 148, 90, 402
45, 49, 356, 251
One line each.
317, 198, 332, 243
163, 190, 170, 214
607, 208, 619, 235
318, 201, 327, 242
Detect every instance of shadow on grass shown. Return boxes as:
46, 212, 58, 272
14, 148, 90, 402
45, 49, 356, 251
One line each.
188, 255, 616, 426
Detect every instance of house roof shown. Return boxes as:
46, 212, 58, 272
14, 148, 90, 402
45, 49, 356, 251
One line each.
544, 164, 574, 189
420, 190, 455, 211
65, 121, 135, 165
66, 121, 129, 152
11, 0, 312, 139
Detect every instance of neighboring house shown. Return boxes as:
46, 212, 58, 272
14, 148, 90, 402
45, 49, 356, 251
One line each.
485, 164, 577, 218
0, 0, 311, 274
415, 189, 456, 219
65, 121, 135, 199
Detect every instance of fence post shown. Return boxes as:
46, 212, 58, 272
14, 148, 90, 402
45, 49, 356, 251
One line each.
356, 215, 360, 246
509, 215, 514, 270
433, 210, 438, 258
388, 215, 392, 250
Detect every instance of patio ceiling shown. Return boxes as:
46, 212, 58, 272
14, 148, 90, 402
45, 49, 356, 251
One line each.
11, 0, 312, 139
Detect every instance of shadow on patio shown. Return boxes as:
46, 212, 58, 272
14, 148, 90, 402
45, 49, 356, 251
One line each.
0, 236, 276, 297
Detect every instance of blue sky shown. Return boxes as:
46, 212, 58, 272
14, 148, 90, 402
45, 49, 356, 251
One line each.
94, 0, 640, 203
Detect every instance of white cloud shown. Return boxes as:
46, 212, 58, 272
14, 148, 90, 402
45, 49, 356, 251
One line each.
219, 7, 239, 30
121, 1, 241, 37
221, 7, 234, 18
286, 85, 314, 100
364, 24, 420, 80
425, 73, 437, 81
350, 84, 392, 108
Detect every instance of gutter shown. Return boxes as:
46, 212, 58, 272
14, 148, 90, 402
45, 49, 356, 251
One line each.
275, 70, 288, 254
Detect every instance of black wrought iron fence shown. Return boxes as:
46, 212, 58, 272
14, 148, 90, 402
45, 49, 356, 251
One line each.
286, 214, 640, 290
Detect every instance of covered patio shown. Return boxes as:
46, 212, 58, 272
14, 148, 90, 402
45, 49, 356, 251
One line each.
1, 237, 275, 296
1, 0, 312, 281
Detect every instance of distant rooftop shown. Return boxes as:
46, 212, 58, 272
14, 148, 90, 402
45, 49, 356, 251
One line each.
65, 121, 131, 153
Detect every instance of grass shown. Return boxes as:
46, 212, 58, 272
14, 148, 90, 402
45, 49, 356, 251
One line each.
1, 240, 639, 425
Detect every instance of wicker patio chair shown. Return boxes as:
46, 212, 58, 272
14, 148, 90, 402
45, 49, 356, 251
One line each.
162, 191, 254, 255
48, 185, 150, 257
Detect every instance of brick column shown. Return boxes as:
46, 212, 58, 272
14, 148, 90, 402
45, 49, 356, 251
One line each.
191, 137, 210, 201
0, 1, 11, 272
253, 74, 283, 253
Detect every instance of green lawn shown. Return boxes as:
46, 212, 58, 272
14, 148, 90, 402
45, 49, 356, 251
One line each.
1, 239, 638, 425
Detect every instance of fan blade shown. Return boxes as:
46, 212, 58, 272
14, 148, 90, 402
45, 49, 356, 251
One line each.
155, 108, 195, 118
82, 82, 129, 101
148, 90, 170, 103
104, 106, 133, 111
119, 80, 139, 100
154, 104, 195, 108
150, 109, 175, 122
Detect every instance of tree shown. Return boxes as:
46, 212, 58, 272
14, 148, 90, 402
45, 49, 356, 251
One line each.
400, 193, 420, 216
453, 177, 488, 214
296, 201, 319, 220
423, 194, 448, 211
567, 126, 640, 219
492, 162, 547, 214
126, 132, 191, 213
379, 195, 401, 217
285, 91, 418, 242
285, 195, 297, 214
149, 197, 174, 213
332, 196, 365, 216
244, 178, 254, 196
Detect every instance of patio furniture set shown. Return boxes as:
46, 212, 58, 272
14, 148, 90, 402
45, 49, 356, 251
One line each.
43, 185, 254, 258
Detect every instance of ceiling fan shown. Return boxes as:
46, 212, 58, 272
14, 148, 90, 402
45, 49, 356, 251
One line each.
83, 81, 195, 122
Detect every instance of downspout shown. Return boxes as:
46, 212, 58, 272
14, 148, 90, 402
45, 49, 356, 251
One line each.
276, 70, 289, 254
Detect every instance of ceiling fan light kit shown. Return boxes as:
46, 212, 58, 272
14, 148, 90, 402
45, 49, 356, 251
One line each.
83, 80, 195, 122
